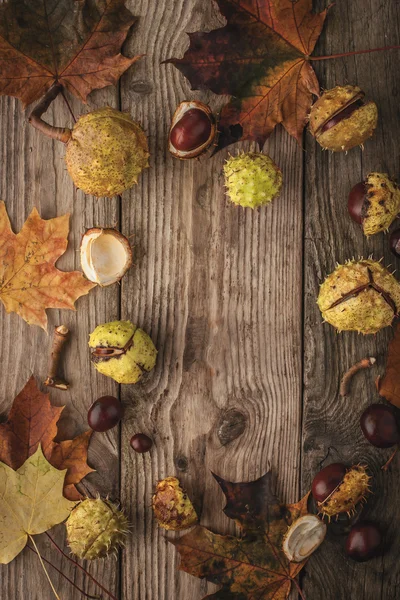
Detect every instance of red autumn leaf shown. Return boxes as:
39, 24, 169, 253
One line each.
377, 323, 400, 408
166, 0, 329, 149
0, 202, 96, 330
172, 472, 310, 599
0, 376, 94, 499
0, 0, 140, 107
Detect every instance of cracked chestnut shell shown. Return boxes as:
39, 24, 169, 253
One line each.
309, 85, 378, 152
348, 173, 400, 236
317, 259, 400, 334
89, 320, 157, 384
168, 101, 217, 159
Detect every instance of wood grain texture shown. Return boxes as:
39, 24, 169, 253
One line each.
0, 0, 399, 598
119, 1, 303, 599
302, 1, 400, 599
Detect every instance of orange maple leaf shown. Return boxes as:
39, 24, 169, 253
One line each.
0, 376, 94, 500
377, 323, 400, 408
0, 0, 140, 107
0, 202, 96, 330
166, 0, 329, 149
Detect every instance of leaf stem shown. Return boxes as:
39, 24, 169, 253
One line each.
45, 533, 118, 600
27, 545, 100, 599
310, 45, 400, 61
291, 576, 307, 600
29, 535, 61, 600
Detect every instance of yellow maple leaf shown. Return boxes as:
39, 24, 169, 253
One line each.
0, 445, 76, 564
0, 201, 96, 329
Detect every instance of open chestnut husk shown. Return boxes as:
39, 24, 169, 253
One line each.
168, 101, 217, 159
309, 85, 378, 152
348, 173, 400, 236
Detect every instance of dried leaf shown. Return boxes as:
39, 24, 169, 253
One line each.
166, 0, 328, 149
0, 446, 75, 564
377, 323, 400, 408
172, 472, 310, 599
0, 376, 94, 499
0, 0, 140, 107
0, 202, 96, 329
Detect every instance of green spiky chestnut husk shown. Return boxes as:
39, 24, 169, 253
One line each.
66, 498, 129, 560
89, 320, 157, 384
224, 152, 282, 209
152, 476, 198, 531
356, 173, 400, 236
318, 466, 370, 520
317, 259, 400, 334
309, 85, 378, 152
65, 107, 149, 197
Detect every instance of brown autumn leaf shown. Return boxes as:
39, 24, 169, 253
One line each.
0, 0, 140, 107
166, 0, 329, 150
0, 202, 96, 330
377, 322, 400, 408
172, 472, 310, 599
0, 376, 94, 500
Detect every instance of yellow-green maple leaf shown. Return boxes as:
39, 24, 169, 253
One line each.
0, 445, 76, 564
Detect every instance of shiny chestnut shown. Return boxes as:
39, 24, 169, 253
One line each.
390, 229, 400, 259
345, 522, 382, 562
169, 101, 216, 159
311, 462, 347, 503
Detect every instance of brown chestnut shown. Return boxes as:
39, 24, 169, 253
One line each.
169, 101, 216, 159
390, 229, 400, 258
345, 522, 382, 561
311, 463, 347, 503
130, 433, 153, 453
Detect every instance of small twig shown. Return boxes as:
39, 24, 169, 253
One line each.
27, 545, 101, 599
382, 446, 399, 471
340, 357, 376, 397
28, 84, 72, 143
44, 325, 70, 390
45, 533, 118, 600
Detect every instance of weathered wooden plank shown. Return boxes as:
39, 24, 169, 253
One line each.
302, 1, 400, 598
120, 1, 304, 599
0, 86, 121, 596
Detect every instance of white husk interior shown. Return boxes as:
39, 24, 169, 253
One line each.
283, 515, 326, 563
81, 230, 131, 286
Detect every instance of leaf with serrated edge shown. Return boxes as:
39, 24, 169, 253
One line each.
377, 323, 400, 408
172, 472, 310, 600
166, 0, 328, 149
0, 0, 140, 106
0, 202, 96, 329
0, 376, 94, 499
0, 446, 75, 564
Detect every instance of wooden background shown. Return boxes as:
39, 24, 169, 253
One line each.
0, 0, 399, 598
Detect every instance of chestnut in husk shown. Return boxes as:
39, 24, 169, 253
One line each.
309, 85, 378, 152
348, 173, 400, 236
168, 101, 217, 159
311, 463, 370, 519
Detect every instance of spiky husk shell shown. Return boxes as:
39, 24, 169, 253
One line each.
317, 259, 400, 334
65, 107, 149, 197
224, 152, 282, 209
309, 85, 378, 152
66, 498, 129, 560
359, 173, 400, 236
152, 476, 198, 531
89, 320, 157, 384
317, 466, 370, 519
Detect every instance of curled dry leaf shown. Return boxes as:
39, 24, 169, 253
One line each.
377, 323, 400, 408
166, 0, 328, 150
172, 472, 311, 600
0, 0, 140, 106
0, 376, 94, 500
0, 202, 96, 329
0, 446, 75, 564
